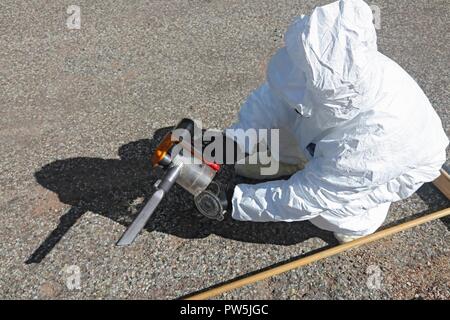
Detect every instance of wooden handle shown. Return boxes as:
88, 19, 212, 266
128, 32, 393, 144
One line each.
184, 207, 450, 300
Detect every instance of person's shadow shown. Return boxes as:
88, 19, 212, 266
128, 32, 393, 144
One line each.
27, 127, 335, 264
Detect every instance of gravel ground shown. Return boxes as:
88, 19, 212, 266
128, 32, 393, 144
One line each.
0, 0, 449, 299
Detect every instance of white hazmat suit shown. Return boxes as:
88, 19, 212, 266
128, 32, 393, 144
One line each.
228, 0, 448, 237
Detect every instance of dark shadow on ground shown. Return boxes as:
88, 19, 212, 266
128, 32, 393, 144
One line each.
380, 183, 449, 231
415, 183, 450, 231
27, 127, 335, 263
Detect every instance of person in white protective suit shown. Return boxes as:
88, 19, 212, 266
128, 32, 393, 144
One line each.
226, 0, 448, 242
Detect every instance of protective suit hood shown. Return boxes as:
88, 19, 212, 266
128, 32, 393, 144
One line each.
268, 0, 378, 132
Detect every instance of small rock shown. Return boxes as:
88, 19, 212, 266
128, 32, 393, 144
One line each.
39, 281, 62, 299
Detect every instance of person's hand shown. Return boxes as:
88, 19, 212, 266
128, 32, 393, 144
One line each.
219, 180, 236, 213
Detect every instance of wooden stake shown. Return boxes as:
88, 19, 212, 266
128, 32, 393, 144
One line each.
433, 169, 450, 200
